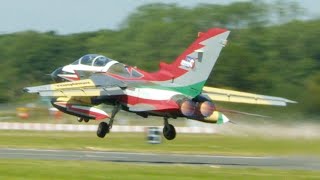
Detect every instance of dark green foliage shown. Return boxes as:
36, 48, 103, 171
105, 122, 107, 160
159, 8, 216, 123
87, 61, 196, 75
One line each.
0, 1, 318, 115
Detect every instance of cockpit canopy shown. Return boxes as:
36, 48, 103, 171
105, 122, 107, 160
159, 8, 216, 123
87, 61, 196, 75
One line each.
69, 54, 143, 78
71, 54, 111, 67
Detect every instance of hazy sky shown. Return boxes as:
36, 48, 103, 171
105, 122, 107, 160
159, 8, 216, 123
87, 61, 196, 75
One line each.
0, 0, 318, 34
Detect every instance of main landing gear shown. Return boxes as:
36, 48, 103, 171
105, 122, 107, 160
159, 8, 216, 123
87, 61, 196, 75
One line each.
97, 103, 121, 138
163, 117, 176, 140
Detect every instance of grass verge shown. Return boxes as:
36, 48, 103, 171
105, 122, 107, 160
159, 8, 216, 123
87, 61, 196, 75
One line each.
0, 160, 319, 180
0, 130, 319, 156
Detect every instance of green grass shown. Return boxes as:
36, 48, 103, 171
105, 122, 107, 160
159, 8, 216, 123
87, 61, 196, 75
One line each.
0, 131, 320, 179
0, 160, 319, 180
0, 130, 319, 156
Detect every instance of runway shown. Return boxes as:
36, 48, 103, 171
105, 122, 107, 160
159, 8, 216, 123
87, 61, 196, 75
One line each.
0, 148, 319, 170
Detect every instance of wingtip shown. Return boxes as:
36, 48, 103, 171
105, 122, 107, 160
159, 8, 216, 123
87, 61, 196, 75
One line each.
285, 99, 298, 104
290, 100, 298, 104
22, 87, 30, 93
22, 87, 40, 94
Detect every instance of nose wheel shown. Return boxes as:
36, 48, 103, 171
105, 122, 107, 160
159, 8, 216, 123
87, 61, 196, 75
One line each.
97, 122, 110, 138
96, 103, 121, 138
163, 117, 176, 140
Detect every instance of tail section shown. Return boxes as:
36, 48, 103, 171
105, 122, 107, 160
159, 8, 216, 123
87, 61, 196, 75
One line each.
150, 28, 230, 97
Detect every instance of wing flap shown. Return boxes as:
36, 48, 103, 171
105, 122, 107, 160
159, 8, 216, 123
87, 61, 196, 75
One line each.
203, 86, 296, 106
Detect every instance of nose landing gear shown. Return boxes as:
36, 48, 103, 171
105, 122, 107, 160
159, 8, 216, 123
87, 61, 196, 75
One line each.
97, 122, 110, 138
96, 103, 121, 138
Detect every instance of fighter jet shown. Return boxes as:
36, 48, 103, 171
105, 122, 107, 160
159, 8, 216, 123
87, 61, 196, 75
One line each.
24, 28, 295, 140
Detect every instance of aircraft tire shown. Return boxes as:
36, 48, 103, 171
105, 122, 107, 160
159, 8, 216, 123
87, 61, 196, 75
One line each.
84, 118, 90, 123
163, 124, 176, 140
77, 117, 83, 122
97, 122, 109, 138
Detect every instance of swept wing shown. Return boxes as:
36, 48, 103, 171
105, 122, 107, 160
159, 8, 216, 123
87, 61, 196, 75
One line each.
24, 74, 126, 97
202, 86, 296, 106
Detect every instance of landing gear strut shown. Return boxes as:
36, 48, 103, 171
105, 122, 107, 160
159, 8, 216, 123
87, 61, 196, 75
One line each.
96, 103, 121, 138
163, 117, 176, 140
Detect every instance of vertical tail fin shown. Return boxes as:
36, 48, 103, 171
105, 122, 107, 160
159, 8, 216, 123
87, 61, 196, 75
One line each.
155, 28, 230, 97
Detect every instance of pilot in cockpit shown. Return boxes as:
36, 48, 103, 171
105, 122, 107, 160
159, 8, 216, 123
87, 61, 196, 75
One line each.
94, 57, 108, 67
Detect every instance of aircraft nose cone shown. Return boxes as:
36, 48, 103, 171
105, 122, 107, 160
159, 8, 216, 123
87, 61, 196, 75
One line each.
50, 67, 64, 82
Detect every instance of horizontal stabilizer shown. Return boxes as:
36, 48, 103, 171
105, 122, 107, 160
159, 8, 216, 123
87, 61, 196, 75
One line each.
203, 86, 297, 106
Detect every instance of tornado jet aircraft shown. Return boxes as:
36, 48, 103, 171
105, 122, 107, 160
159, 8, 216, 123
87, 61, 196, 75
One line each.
24, 28, 295, 140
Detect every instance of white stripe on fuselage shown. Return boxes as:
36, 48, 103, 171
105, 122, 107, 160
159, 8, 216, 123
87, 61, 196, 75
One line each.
124, 88, 180, 100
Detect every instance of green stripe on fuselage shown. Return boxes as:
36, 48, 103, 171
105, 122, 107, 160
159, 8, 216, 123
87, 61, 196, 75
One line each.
129, 81, 206, 98
168, 81, 206, 97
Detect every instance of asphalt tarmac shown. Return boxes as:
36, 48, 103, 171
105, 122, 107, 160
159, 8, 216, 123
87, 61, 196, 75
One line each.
0, 148, 319, 170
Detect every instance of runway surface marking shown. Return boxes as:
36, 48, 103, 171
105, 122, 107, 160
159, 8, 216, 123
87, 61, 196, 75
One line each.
0, 148, 319, 170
